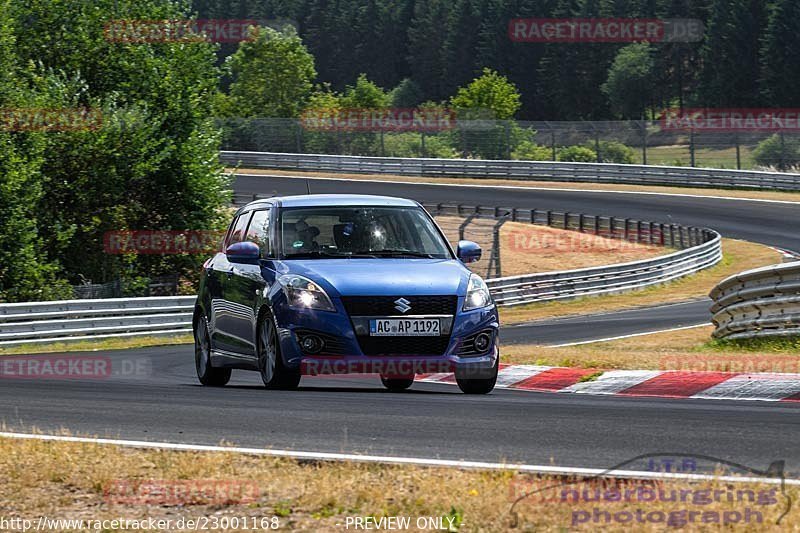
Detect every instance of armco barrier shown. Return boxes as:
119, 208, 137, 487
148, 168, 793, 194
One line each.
221, 151, 800, 191
0, 296, 195, 347
0, 204, 722, 346
710, 263, 800, 341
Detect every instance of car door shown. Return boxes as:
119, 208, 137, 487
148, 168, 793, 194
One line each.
223, 208, 272, 359
210, 210, 252, 354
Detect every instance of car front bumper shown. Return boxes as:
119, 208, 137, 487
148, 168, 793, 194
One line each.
274, 297, 500, 378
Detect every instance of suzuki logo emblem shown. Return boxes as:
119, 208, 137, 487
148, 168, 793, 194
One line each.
394, 298, 412, 314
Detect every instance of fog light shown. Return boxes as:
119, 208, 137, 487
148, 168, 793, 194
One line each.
300, 335, 324, 354
474, 332, 492, 353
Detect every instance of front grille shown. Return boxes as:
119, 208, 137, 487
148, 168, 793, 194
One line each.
341, 295, 457, 316
356, 336, 451, 356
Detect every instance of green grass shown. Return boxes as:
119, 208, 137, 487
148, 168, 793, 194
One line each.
630, 144, 757, 169
704, 336, 800, 353
0, 334, 193, 356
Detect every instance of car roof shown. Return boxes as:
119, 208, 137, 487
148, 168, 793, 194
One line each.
244, 194, 420, 209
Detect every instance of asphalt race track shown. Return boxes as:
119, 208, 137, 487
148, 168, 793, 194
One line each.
501, 299, 712, 346
2, 173, 798, 476
1, 346, 799, 475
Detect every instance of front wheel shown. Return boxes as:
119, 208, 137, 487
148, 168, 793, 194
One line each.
381, 376, 414, 392
195, 316, 231, 387
456, 358, 498, 395
258, 313, 301, 390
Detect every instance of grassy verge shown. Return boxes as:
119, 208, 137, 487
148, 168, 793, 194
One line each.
0, 334, 193, 356
502, 325, 800, 372
233, 168, 800, 203
499, 238, 781, 324
1, 435, 795, 531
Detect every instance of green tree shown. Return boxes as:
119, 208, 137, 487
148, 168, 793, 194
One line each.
760, 0, 800, 106
407, 0, 451, 101
602, 43, 655, 119
225, 26, 316, 117
341, 74, 391, 109
451, 68, 522, 120
696, 0, 765, 107
10, 0, 230, 293
0, 2, 71, 301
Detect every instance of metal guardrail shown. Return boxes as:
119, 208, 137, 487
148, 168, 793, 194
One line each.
710, 263, 800, 341
222, 151, 800, 191
0, 297, 195, 347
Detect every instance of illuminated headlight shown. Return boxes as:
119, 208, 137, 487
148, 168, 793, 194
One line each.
463, 274, 492, 311
278, 274, 335, 312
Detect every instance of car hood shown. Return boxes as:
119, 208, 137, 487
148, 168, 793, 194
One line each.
277, 259, 471, 296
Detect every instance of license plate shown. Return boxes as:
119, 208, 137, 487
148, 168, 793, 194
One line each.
369, 318, 441, 336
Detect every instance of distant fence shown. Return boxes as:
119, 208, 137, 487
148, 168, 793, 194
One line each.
710, 263, 800, 341
222, 151, 800, 191
72, 275, 180, 299
218, 117, 800, 171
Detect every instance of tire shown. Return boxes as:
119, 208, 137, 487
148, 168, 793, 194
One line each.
195, 316, 231, 387
380, 376, 414, 392
456, 357, 498, 395
258, 312, 301, 390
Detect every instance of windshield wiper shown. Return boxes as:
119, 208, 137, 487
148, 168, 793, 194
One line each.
284, 250, 376, 259
355, 249, 437, 258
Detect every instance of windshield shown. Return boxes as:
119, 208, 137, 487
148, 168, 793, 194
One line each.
279, 206, 452, 259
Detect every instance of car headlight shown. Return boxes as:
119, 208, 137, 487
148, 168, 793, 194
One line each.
278, 274, 336, 312
463, 273, 492, 311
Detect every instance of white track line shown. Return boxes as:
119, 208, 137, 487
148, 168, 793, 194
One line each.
548, 323, 709, 348
1, 432, 796, 485
236, 173, 800, 206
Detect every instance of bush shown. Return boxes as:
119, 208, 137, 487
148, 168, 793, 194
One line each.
595, 141, 635, 164
382, 132, 459, 158
512, 140, 553, 161
557, 146, 597, 162
752, 134, 800, 170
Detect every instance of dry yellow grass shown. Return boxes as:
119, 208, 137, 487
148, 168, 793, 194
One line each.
1, 435, 797, 531
501, 325, 800, 372
233, 167, 800, 204
499, 238, 781, 324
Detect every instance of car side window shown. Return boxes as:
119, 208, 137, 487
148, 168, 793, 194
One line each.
226, 212, 252, 247
245, 209, 271, 256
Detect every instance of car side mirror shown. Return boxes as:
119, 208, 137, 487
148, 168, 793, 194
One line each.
225, 241, 261, 264
457, 240, 482, 264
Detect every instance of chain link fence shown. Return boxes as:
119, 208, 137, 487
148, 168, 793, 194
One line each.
218, 118, 800, 171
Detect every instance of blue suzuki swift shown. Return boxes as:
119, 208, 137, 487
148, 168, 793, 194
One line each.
193, 194, 499, 394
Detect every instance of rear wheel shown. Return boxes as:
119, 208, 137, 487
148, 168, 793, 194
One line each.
258, 313, 301, 390
195, 316, 231, 387
456, 358, 498, 395
381, 376, 414, 392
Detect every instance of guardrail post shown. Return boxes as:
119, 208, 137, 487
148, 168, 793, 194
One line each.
640, 121, 647, 165
689, 128, 696, 167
